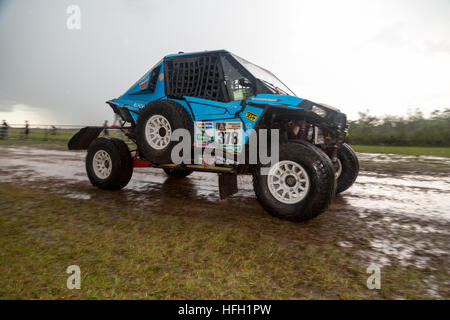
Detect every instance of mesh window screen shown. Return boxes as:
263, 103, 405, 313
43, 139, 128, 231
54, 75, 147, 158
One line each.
165, 55, 226, 101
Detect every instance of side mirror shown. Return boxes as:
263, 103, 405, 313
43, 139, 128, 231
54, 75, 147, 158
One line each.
238, 78, 252, 88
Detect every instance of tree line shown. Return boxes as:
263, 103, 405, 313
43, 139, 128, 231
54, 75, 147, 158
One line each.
347, 108, 450, 147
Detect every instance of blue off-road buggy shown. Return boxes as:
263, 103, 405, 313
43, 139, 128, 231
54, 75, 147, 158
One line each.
69, 50, 359, 222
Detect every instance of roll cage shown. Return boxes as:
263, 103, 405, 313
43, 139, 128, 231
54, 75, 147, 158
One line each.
163, 50, 284, 102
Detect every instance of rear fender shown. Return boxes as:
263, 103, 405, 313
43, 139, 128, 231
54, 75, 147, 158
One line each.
68, 127, 103, 150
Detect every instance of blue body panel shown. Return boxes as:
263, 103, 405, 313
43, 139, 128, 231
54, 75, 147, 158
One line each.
184, 97, 239, 120
247, 94, 303, 107
109, 61, 166, 123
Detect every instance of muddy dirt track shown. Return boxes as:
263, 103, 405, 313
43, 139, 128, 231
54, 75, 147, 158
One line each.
0, 145, 449, 298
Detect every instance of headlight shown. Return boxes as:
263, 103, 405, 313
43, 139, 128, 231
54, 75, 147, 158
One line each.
312, 105, 327, 117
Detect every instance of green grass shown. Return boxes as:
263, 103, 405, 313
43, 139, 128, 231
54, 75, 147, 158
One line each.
351, 145, 450, 157
0, 183, 442, 299
4, 128, 78, 141
2, 129, 449, 157
0, 129, 132, 149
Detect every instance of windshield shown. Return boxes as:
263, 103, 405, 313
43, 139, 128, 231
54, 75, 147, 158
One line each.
231, 54, 295, 96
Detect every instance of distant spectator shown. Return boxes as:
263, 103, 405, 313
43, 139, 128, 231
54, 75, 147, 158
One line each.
112, 114, 126, 138
103, 120, 109, 136
50, 125, 57, 135
112, 114, 121, 127
25, 120, 30, 139
1, 120, 8, 140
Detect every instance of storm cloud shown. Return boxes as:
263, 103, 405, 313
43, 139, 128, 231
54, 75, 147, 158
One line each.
0, 0, 449, 125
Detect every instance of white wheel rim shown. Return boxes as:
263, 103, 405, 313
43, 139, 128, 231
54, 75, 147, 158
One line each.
93, 150, 112, 179
267, 160, 310, 204
335, 158, 342, 179
145, 115, 172, 150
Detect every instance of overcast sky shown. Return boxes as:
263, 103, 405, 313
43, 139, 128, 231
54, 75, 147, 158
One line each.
0, 0, 449, 125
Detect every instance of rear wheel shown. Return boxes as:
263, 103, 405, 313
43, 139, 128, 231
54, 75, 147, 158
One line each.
136, 100, 193, 164
86, 137, 133, 190
253, 141, 335, 222
335, 143, 359, 194
163, 168, 193, 178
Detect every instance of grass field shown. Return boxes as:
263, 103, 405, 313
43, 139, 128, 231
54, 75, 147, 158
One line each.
2, 128, 79, 142
0, 182, 441, 299
1, 129, 449, 157
0, 129, 127, 149
352, 145, 450, 158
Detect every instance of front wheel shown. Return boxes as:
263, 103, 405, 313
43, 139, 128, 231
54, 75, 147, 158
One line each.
335, 143, 359, 194
86, 137, 133, 190
253, 141, 335, 222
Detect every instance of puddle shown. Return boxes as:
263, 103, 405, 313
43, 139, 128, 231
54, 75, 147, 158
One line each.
357, 152, 450, 166
337, 241, 353, 248
65, 193, 91, 200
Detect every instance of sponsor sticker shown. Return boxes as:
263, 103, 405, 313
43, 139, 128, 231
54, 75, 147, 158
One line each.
194, 121, 244, 153
139, 79, 148, 89
194, 121, 215, 147
245, 111, 258, 122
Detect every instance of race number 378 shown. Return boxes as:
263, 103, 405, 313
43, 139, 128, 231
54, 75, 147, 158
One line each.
215, 122, 242, 152
217, 131, 239, 145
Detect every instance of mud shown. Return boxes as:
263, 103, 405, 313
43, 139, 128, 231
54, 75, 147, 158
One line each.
0, 145, 449, 298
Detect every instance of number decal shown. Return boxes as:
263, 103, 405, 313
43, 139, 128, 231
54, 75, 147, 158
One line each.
194, 121, 243, 153
215, 122, 243, 152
